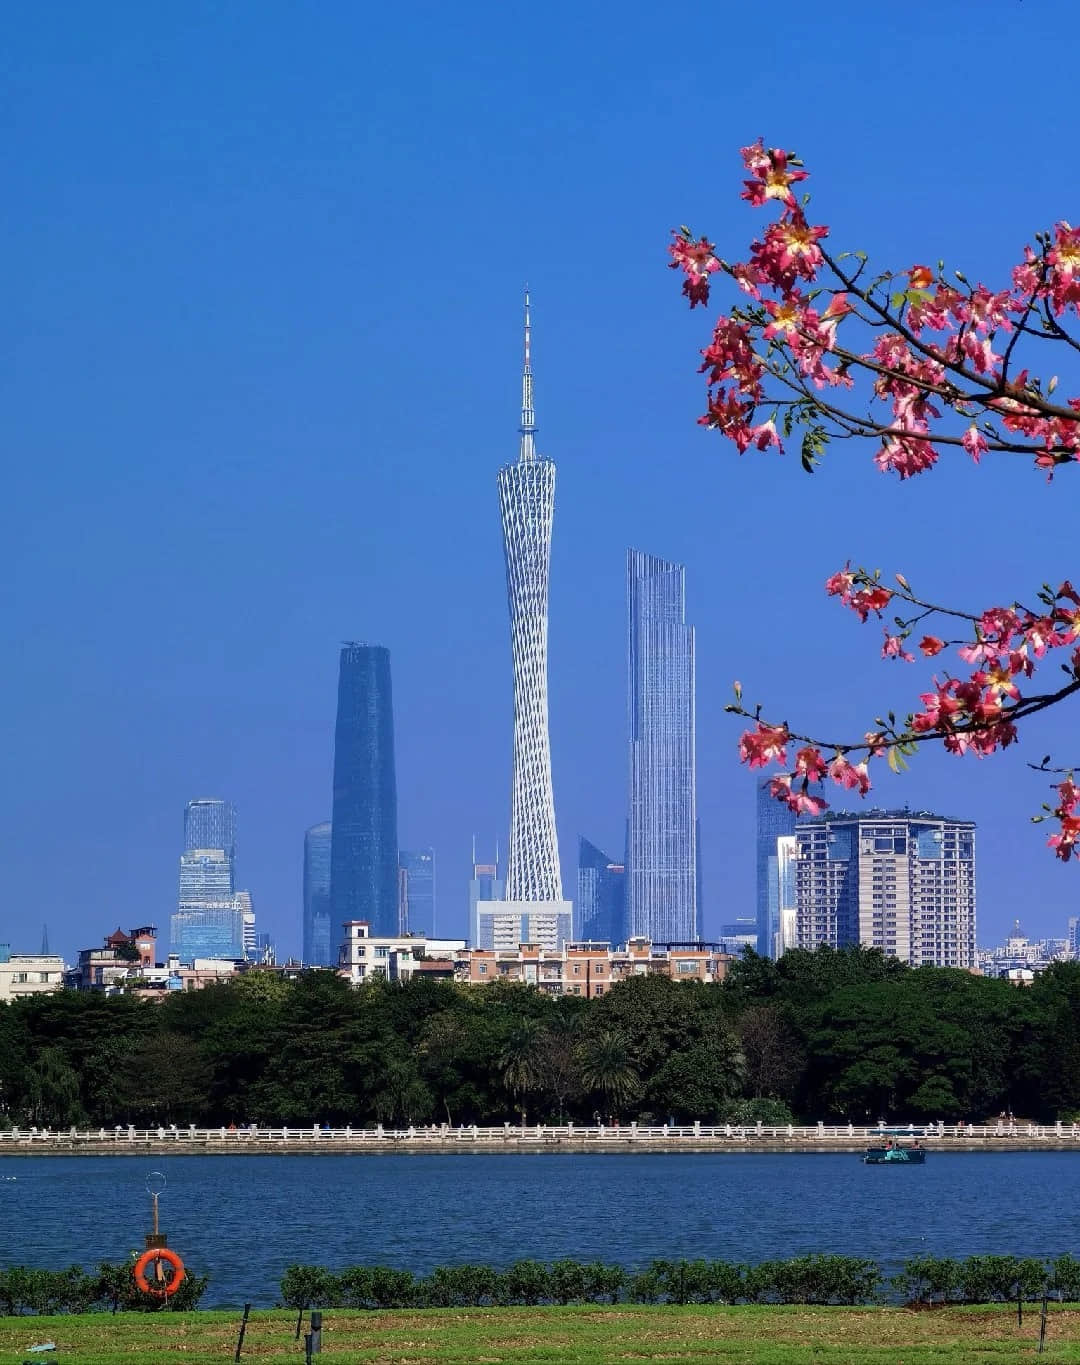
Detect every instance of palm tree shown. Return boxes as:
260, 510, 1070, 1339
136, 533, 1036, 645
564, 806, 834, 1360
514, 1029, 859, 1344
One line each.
576, 1028, 641, 1120
499, 1018, 544, 1124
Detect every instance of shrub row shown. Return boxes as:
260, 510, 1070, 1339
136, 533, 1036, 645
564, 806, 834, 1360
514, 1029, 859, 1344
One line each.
0, 1261, 208, 1314
282, 1252, 1080, 1309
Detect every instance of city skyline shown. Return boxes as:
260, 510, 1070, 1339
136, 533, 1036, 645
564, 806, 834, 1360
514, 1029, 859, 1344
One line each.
7, 3, 1076, 961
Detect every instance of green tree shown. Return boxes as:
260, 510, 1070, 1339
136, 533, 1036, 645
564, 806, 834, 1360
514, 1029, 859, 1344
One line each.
499, 1018, 545, 1123
576, 1028, 641, 1118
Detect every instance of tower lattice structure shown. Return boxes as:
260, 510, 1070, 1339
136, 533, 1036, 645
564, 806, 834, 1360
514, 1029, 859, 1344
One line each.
497, 290, 563, 902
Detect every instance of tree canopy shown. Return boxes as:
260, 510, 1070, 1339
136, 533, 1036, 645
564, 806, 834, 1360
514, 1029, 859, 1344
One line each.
2, 955, 1078, 1127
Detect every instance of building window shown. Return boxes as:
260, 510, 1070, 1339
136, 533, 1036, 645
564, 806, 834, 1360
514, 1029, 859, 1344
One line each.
374, 946, 388, 959
478, 964, 487, 975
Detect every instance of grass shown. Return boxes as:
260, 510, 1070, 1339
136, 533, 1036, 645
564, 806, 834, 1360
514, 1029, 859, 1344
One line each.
1, 1303, 1079, 1364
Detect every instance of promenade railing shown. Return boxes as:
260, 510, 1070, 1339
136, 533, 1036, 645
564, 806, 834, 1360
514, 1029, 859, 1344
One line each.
2, 1120, 1077, 1144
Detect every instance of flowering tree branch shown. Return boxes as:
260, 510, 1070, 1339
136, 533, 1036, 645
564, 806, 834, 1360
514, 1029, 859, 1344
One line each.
668, 142, 1080, 859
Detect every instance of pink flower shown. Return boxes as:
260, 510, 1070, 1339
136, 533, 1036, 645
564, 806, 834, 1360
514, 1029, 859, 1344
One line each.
874, 436, 939, 479
750, 212, 829, 291
740, 141, 808, 208
748, 418, 782, 452
825, 566, 856, 598
882, 632, 914, 662
847, 585, 893, 622
794, 746, 826, 780
919, 636, 946, 657
739, 723, 789, 769
789, 789, 829, 816
1049, 816, 1080, 860
828, 755, 871, 794
668, 231, 721, 309
962, 426, 988, 463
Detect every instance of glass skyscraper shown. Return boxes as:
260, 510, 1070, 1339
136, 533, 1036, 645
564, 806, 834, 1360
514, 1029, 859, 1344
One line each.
172, 797, 251, 962
576, 837, 626, 943
177, 849, 233, 904
756, 776, 796, 958
330, 643, 399, 936
184, 798, 237, 870
399, 848, 436, 936
626, 549, 698, 942
303, 821, 333, 966
171, 904, 245, 961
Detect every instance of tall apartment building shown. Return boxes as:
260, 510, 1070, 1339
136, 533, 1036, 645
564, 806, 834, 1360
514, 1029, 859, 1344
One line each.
576, 838, 626, 943
303, 821, 333, 966
793, 810, 976, 968
330, 643, 399, 936
755, 777, 796, 958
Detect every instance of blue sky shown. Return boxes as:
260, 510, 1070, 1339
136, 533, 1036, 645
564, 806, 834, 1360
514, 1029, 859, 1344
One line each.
4, 0, 1077, 960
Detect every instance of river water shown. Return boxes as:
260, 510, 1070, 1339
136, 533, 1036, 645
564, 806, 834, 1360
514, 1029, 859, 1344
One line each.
1, 1151, 1077, 1307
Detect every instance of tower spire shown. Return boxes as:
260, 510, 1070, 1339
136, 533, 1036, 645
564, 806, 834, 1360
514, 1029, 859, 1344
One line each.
519, 286, 536, 462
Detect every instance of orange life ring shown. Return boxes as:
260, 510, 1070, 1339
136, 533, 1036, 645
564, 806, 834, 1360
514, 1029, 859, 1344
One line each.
134, 1247, 186, 1297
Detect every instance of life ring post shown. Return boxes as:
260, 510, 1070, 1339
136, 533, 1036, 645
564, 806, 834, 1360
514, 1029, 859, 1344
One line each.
134, 1170, 185, 1298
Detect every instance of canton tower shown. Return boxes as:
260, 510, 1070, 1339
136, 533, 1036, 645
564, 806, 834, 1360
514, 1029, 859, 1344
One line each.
497, 291, 563, 902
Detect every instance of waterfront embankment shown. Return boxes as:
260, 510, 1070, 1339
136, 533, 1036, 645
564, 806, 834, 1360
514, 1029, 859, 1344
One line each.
1, 1121, 1078, 1156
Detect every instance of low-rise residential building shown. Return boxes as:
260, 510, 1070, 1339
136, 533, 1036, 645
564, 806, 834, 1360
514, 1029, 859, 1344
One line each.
69, 925, 157, 990
338, 921, 466, 985
455, 938, 733, 996
0, 947, 67, 1002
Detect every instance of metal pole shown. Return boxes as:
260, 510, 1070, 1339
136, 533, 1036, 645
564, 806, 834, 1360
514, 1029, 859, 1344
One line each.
234, 1303, 251, 1362
1039, 1293, 1049, 1353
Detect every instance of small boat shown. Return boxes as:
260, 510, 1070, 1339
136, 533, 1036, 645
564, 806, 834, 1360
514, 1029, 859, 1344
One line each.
863, 1145, 926, 1164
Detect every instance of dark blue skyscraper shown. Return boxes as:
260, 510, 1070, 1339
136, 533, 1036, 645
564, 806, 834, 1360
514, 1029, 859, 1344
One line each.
303, 821, 333, 966
756, 776, 796, 958
399, 848, 436, 935
576, 838, 626, 943
330, 644, 399, 936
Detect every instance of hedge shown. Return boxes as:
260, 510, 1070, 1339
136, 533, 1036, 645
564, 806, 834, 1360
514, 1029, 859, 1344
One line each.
0, 1261, 208, 1314
279, 1252, 1080, 1310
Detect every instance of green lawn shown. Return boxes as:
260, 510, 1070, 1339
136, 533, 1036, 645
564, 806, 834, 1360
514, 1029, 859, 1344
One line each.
1, 1304, 1079, 1364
